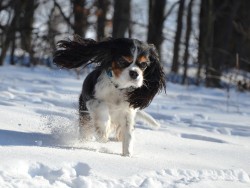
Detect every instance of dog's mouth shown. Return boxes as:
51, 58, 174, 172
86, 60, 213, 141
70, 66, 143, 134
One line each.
108, 68, 144, 89
130, 79, 143, 88
116, 79, 143, 90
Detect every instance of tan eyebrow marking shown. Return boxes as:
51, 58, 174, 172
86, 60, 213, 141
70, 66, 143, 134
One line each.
122, 56, 133, 62
112, 61, 123, 77
138, 55, 149, 63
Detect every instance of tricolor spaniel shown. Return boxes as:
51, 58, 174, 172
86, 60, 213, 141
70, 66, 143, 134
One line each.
53, 36, 166, 156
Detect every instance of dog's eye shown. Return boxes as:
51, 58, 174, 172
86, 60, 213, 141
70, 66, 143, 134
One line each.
118, 59, 131, 68
138, 62, 148, 70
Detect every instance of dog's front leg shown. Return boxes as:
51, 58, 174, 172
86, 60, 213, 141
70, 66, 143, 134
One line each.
86, 99, 111, 142
122, 110, 136, 157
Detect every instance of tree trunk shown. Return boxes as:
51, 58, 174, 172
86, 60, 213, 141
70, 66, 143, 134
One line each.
147, 0, 166, 58
96, 0, 109, 41
204, 0, 214, 87
171, 0, 185, 73
10, 33, 16, 65
206, 0, 240, 87
0, 0, 21, 66
20, 0, 36, 66
73, 0, 88, 37
112, 0, 131, 38
182, 0, 194, 85
20, 0, 35, 52
197, 0, 214, 87
231, 0, 250, 71
196, 0, 206, 85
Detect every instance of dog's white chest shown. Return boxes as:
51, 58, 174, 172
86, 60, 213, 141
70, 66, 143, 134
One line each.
94, 73, 126, 106
93, 72, 136, 125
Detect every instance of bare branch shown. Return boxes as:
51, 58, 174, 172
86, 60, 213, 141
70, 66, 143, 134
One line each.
53, 0, 74, 30
164, 0, 180, 20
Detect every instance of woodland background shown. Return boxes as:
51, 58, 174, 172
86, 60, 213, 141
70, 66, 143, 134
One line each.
0, 0, 250, 90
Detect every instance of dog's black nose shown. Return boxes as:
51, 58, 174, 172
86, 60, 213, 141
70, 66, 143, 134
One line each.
129, 70, 139, 79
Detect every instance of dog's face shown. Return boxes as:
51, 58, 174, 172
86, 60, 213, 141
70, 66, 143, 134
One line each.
110, 40, 151, 89
111, 52, 150, 88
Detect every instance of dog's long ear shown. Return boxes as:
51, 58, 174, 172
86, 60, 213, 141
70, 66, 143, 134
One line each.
53, 35, 113, 69
127, 44, 166, 109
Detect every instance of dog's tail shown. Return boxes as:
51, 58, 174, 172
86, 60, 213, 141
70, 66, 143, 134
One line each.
53, 35, 112, 69
136, 111, 160, 128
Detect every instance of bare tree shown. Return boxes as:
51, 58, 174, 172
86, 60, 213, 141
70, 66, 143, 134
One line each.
231, 0, 250, 72
171, 0, 185, 73
96, 0, 109, 41
182, 0, 194, 85
20, 0, 37, 65
197, 0, 242, 87
0, 0, 21, 65
47, 3, 63, 52
196, 0, 206, 85
196, 0, 214, 87
72, 0, 88, 37
0, 0, 37, 66
112, 0, 131, 38
147, 0, 166, 58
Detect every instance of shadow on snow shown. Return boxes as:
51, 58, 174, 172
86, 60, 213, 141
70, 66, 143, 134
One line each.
0, 129, 62, 147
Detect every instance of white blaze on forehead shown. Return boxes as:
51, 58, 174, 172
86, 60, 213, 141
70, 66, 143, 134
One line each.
132, 40, 138, 64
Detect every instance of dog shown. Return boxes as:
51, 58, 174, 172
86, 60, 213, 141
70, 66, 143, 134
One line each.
53, 36, 166, 156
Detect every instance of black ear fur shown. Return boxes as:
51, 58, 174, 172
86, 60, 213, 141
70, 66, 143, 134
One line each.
127, 45, 166, 109
53, 35, 113, 69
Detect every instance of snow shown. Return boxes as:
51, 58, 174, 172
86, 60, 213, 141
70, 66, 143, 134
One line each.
0, 65, 250, 188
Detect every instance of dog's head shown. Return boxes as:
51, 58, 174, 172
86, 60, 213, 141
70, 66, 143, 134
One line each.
54, 36, 166, 109
108, 39, 151, 89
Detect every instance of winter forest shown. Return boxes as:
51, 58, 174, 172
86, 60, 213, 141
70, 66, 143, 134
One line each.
0, 0, 250, 188
1, 0, 250, 89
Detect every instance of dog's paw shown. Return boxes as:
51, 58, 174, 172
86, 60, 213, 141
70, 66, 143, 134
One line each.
96, 136, 109, 143
122, 152, 132, 157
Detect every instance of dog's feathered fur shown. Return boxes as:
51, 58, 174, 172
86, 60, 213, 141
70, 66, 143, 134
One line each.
54, 36, 166, 156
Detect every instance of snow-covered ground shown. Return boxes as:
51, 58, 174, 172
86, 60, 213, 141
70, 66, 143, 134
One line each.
0, 65, 249, 188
